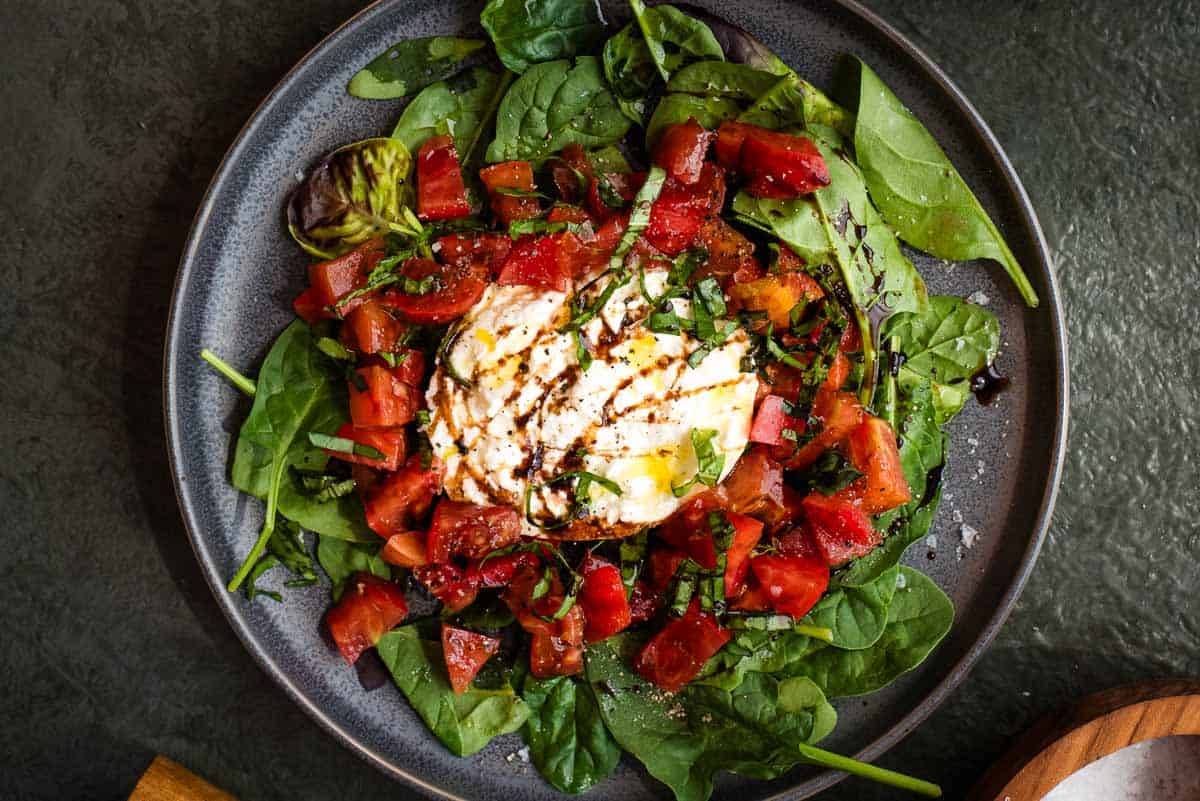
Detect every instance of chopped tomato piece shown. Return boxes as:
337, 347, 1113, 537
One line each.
322, 422, 406, 471
841, 416, 911, 514
413, 563, 479, 613
713, 121, 756, 169
722, 447, 791, 529
778, 389, 865, 470
776, 525, 823, 560
749, 395, 805, 447
749, 552, 829, 618
308, 238, 386, 312
380, 530, 428, 567
503, 565, 584, 677
579, 556, 632, 642
723, 513, 764, 597
468, 552, 540, 588
694, 218, 762, 286
653, 118, 712, 185
551, 144, 593, 203
644, 163, 726, 255
634, 598, 731, 693
728, 272, 823, 328
546, 205, 591, 225
496, 235, 572, 292
821, 324, 860, 392
348, 364, 422, 429
426, 500, 522, 563
442, 625, 501, 694
802, 492, 880, 565
381, 256, 488, 325
435, 232, 513, 278
325, 573, 408, 664
416, 134, 471, 220
775, 244, 805, 272
587, 171, 645, 219
657, 493, 727, 569
628, 579, 661, 624
363, 455, 444, 537
730, 576, 773, 612
342, 300, 405, 355
740, 129, 830, 198
479, 160, 541, 225
294, 286, 330, 324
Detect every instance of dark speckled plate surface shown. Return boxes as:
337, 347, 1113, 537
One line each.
163, 1, 1067, 798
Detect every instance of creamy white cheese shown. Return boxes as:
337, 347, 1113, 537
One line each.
424, 269, 757, 538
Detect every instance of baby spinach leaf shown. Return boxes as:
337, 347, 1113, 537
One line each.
802, 565, 899, 650
347, 37, 486, 100
628, 0, 724, 82
646, 93, 740, 148
666, 60, 779, 99
377, 625, 529, 757
486, 57, 631, 163
883, 295, 1000, 424
228, 321, 375, 592
696, 626, 827, 692
736, 72, 806, 130
316, 535, 391, 601
586, 635, 835, 801
392, 68, 511, 163
286, 138, 414, 258
520, 674, 621, 794
788, 566, 953, 698
838, 57, 1038, 306
602, 22, 660, 124
480, 0, 607, 74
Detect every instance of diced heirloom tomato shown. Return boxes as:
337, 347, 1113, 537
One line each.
841, 416, 911, 514
348, 364, 422, 429
551, 144, 594, 203
635, 598, 731, 693
721, 446, 791, 529
325, 573, 408, 664
653, 118, 712, 185
728, 272, 824, 328
587, 171, 645, 219
479, 160, 542, 225
425, 500, 522, 563
749, 395, 804, 447
435, 232, 513, 278
416, 134, 471, 220
363, 455, 444, 537
748, 551, 829, 619
694, 218, 762, 287
715, 122, 830, 198
802, 491, 880, 566
413, 563, 479, 613
777, 389, 864, 470
441, 624, 501, 694
381, 256, 488, 324
644, 163, 726, 255
293, 286, 329, 324
306, 238, 387, 313
321, 422, 406, 471
342, 300, 406, 355
496, 234, 573, 292
468, 551, 540, 588
380, 530, 429, 567
722, 513, 764, 597
502, 565, 585, 677
579, 556, 632, 642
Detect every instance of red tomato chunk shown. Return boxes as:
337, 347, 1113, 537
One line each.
442, 624, 501, 694
579, 556, 632, 643
802, 492, 880, 566
363, 455, 443, 537
653, 118, 711, 185
425, 500, 522, 564
321, 422, 406, 471
416, 134, 471, 221
325, 573, 408, 664
479, 160, 541, 225
635, 599, 730, 693
748, 552, 829, 619
348, 364, 422, 429
497, 235, 573, 292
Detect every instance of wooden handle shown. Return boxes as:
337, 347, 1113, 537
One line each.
129, 756, 240, 801
969, 679, 1200, 801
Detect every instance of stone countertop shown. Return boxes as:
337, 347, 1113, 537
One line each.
0, 1, 1196, 799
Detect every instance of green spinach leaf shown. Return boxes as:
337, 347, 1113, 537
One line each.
486, 57, 631, 162
316, 535, 391, 601
629, 0, 724, 82
602, 22, 660, 124
789, 566, 953, 698
348, 37, 486, 100
666, 60, 779, 99
520, 674, 621, 794
802, 565, 899, 650
286, 138, 414, 259
586, 635, 835, 801
377, 625, 529, 757
481, 0, 607, 74
883, 295, 1000, 424
392, 68, 511, 164
228, 321, 375, 592
736, 72, 806, 130
838, 57, 1038, 306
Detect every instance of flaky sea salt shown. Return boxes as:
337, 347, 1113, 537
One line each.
967, 290, 991, 306
960, 524, 979, 549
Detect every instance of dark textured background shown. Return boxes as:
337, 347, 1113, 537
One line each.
1, 1, 1197, 799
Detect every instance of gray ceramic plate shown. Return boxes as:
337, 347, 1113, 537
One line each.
164, 0, 1068, 798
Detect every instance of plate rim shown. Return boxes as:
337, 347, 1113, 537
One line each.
162, 0, 1069, 798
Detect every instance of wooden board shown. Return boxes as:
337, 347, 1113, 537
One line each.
128, 756, 240, 801
969, 680, 1200, 801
